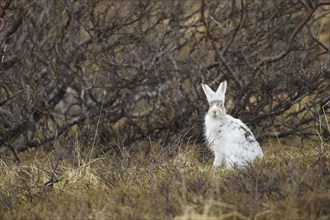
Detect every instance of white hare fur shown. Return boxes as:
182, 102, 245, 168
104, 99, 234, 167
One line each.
202, 81, 263, 168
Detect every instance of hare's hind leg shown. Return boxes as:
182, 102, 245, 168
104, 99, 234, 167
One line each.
225, 156, 246, 168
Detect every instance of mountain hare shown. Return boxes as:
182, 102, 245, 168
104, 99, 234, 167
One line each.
202, 81, 263, 168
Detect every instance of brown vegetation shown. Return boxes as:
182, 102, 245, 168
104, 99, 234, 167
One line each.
0, 0, 329, 219
0, 137, 329, 219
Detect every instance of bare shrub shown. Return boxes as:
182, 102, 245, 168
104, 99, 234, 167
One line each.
0, 0, 329, 160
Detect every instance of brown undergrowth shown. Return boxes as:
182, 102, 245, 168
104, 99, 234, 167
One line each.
0, 136, 329, 219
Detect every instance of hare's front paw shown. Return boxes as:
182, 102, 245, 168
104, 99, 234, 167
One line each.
212, 155, 223, 167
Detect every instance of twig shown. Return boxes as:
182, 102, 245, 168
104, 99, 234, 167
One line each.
200, 0, 242, 89
253, 0, 330, 73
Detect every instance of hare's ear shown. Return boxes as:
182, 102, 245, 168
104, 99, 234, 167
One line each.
202, 84, 215, 103
216, 81, 227, 103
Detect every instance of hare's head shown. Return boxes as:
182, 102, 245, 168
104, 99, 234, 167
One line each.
202, 81, 227, 118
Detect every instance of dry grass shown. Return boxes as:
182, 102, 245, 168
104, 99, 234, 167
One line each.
0, 134, 329, 219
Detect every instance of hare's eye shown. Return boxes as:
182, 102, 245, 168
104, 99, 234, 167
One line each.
210, 100, 223, 107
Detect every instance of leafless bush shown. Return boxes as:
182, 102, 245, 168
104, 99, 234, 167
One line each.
0, 0, 329, 161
